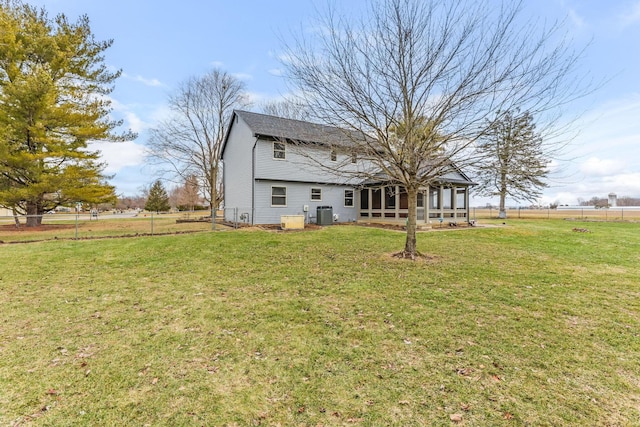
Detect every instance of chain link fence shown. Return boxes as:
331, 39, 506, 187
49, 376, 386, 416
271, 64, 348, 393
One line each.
222, 206, 640, 228
0, 211, 224, 243
470, 207, 640, 221
3, 207, 637, 243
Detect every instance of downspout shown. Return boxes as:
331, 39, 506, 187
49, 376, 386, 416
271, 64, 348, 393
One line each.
251, 136, 259, 225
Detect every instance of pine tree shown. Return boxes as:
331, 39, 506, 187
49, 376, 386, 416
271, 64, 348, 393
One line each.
475, 111, 548, 218
145, 181, 170, 213
0, 1, 134, 226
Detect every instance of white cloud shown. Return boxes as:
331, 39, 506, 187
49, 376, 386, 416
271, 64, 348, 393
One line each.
108, 97, 153, 133
243, 91, 270, 105
567, 7, 587, 30
268, 68, 284, 77
560, 94, 640, 183
619, 1, 640, 28
232, 72, 253, 81
149, 104, 174, 124
601, 173, 640, 196
89, 140, 146, 174
121, 72, 165, 87
210, 61, 225, 68
123, 112, 147, 134
579, 157, 627, 176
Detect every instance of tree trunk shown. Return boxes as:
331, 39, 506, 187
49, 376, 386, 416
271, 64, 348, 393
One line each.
12, 207, 21, 228
499, 190, 507, 219
402, 188, 419, 259
25, 200, 44, 227
498, 170, 508, 218
210, 168, 217, 231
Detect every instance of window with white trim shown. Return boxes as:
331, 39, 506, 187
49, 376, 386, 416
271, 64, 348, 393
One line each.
311, 188, 322, 201
330, 149, 337, 161
344, 189, 354, 207
271, 186, 287, 206
273, 142, 285, 159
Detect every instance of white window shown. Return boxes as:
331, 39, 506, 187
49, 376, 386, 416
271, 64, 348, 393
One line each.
311, 188, 322, 201
344, 189, 354, 207
330, 149, 337, 161
273, 142, 285, 159
271, 186, 287, 206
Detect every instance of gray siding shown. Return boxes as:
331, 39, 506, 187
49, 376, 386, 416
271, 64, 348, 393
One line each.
253, 180, 358, 225
254, 138, 358, 184
222, 110, 473, 226
222, 115, 255, 222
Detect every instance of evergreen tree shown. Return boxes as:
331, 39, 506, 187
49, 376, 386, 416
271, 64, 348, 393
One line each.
475, 111, 548, 218
0, 1, 134, 226
145, 180, 170, 213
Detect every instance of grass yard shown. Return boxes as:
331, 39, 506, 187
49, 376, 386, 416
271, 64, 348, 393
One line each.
0, 220, 639, 426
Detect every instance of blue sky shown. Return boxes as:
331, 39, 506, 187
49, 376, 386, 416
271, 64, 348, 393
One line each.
28, 0, 640, 205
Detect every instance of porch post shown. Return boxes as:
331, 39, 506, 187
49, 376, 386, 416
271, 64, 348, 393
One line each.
425, 188, 430, 224
452, 187, 458, 221
439, 185, 444, 219
465, 187, 470, 221
395, 185, 400, 219
367, 188, 372, 217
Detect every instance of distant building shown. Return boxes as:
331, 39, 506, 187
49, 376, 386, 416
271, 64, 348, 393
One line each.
608, 192, 617, 207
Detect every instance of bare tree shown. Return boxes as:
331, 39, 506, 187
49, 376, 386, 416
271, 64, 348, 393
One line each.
281, 0, 587, 258
170, 174, 202, 211
475, 110, 548, 218
146, 69, 250, 226
260, 98, 311, 121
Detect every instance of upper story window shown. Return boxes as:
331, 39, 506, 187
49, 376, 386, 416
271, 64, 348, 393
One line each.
273, 142, 285, 159
330, 148, 337, 161
351, 152, 357, 163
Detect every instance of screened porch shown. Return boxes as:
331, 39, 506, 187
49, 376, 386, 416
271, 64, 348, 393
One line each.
358, 184, 471, 225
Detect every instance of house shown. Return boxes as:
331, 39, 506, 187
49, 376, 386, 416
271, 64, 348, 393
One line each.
221, 110, 475, 226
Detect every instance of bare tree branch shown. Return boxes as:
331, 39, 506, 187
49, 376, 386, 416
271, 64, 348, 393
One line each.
280, 0, 590, 257
146, 68, 250, 210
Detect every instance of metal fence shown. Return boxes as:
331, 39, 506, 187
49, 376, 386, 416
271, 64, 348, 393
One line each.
3, 207, 637, 243
470, 207, 640, 221
0, 211, 220, 243
221, 206, 640, 230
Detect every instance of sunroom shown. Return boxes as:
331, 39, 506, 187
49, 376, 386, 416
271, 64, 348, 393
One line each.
357, 179, 474, 226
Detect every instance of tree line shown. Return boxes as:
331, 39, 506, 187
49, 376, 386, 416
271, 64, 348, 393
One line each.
578, 196, 640, 208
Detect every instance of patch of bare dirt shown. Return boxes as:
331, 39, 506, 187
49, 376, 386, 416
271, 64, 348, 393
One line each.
385, 251, 439, 262
0, 224, 75, 233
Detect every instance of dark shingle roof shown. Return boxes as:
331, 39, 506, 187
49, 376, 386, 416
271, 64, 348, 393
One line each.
234, 110, 359, 148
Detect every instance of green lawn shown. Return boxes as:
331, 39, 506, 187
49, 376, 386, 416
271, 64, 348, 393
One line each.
1, 221, 639, 426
